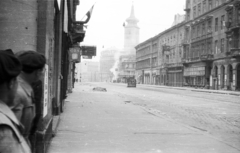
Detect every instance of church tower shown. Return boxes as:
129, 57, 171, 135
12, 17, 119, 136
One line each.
123, 3, 139, 55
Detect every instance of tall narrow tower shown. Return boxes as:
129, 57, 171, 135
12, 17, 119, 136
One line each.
123, 3, 139, 55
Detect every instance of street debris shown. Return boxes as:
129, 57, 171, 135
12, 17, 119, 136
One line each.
92, 87, 107, 92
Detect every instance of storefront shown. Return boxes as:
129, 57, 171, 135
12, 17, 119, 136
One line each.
183, 62, 211, 88
160, 68, 167, 85
168, 67, 183, 87
151, 70, 157, 85
144, 70, 150, 84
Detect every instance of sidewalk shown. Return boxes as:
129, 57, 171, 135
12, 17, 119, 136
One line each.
136, 83, 240, 96
48, 84, 240, 153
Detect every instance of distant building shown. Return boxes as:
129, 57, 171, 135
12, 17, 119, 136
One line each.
172, 14, 185, 26
99, 47, 118, 82
76, 61, 99, 82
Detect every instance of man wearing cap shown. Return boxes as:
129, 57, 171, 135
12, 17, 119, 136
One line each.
11, 50, 46, 146
0, 49, 31, 153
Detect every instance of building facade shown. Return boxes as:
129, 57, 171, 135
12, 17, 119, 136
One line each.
136, 18, 185, 86
136, 0, 239, 91
0, 0, 88, 152
183, 0, 240, 90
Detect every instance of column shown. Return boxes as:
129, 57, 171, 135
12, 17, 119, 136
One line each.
232, 68, 237, 91
224, 65, 229, 90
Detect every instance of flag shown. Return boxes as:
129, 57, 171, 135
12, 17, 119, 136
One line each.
86, 5, 94, 22
81, 4, 95, 24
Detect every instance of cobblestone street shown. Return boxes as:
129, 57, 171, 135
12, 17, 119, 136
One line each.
106, 83, 240, 150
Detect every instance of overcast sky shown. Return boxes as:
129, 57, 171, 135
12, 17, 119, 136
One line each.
76, 0, 186, 60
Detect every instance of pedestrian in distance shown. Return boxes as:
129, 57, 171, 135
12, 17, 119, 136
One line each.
0, 49, 31, 153
10, 50, 46, 149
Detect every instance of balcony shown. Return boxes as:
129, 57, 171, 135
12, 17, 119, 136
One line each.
162, 45, 171, 53
192, 32, 213, 43
182, 39, 190, 45
229, 48, 240, 57
200, 54, 214, 61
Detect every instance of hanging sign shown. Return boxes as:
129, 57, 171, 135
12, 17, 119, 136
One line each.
69, 46, 81, 62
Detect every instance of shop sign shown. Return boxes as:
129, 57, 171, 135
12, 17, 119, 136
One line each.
43, 64, 48, 117
184, 66, 205, 76
81, 45, 96, 56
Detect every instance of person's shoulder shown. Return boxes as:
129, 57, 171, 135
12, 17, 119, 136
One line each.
0, 124, 15, 138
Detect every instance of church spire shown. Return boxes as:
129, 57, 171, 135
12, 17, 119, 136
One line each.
126, 2, 139, 24
130, 1, 135, 18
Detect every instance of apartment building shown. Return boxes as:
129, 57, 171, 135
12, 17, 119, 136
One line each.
136, 19, 185, 86
183, 0, 240, 90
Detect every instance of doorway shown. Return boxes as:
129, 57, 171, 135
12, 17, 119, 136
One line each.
220, 65, 225, 89
228, 64, 233, 89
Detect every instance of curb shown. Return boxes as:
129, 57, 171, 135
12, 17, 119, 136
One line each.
52, 115, 61, 137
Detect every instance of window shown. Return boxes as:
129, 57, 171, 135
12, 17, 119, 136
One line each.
193, 6, 196, 18
215, 17, 218, 32
221, 15, 225, 30
202, 23, 205, 35
208, 20, 212, 32
202, 43, 205, 54
198, 3, 201, 16
202, 0, 206, 13
197, 25, 200, 37
238, 8, 240, 22
208, 41, 212, 54
215, 40, 218, 54
220, 38, 225, 53
192, 27, 195, 38
208, 0, 212, 11
228, 11, 233, 23
215, 0, 219, 7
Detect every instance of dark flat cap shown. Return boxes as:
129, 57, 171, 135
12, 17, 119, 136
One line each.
17, 51, 46, 73
0, 49, 22, 83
